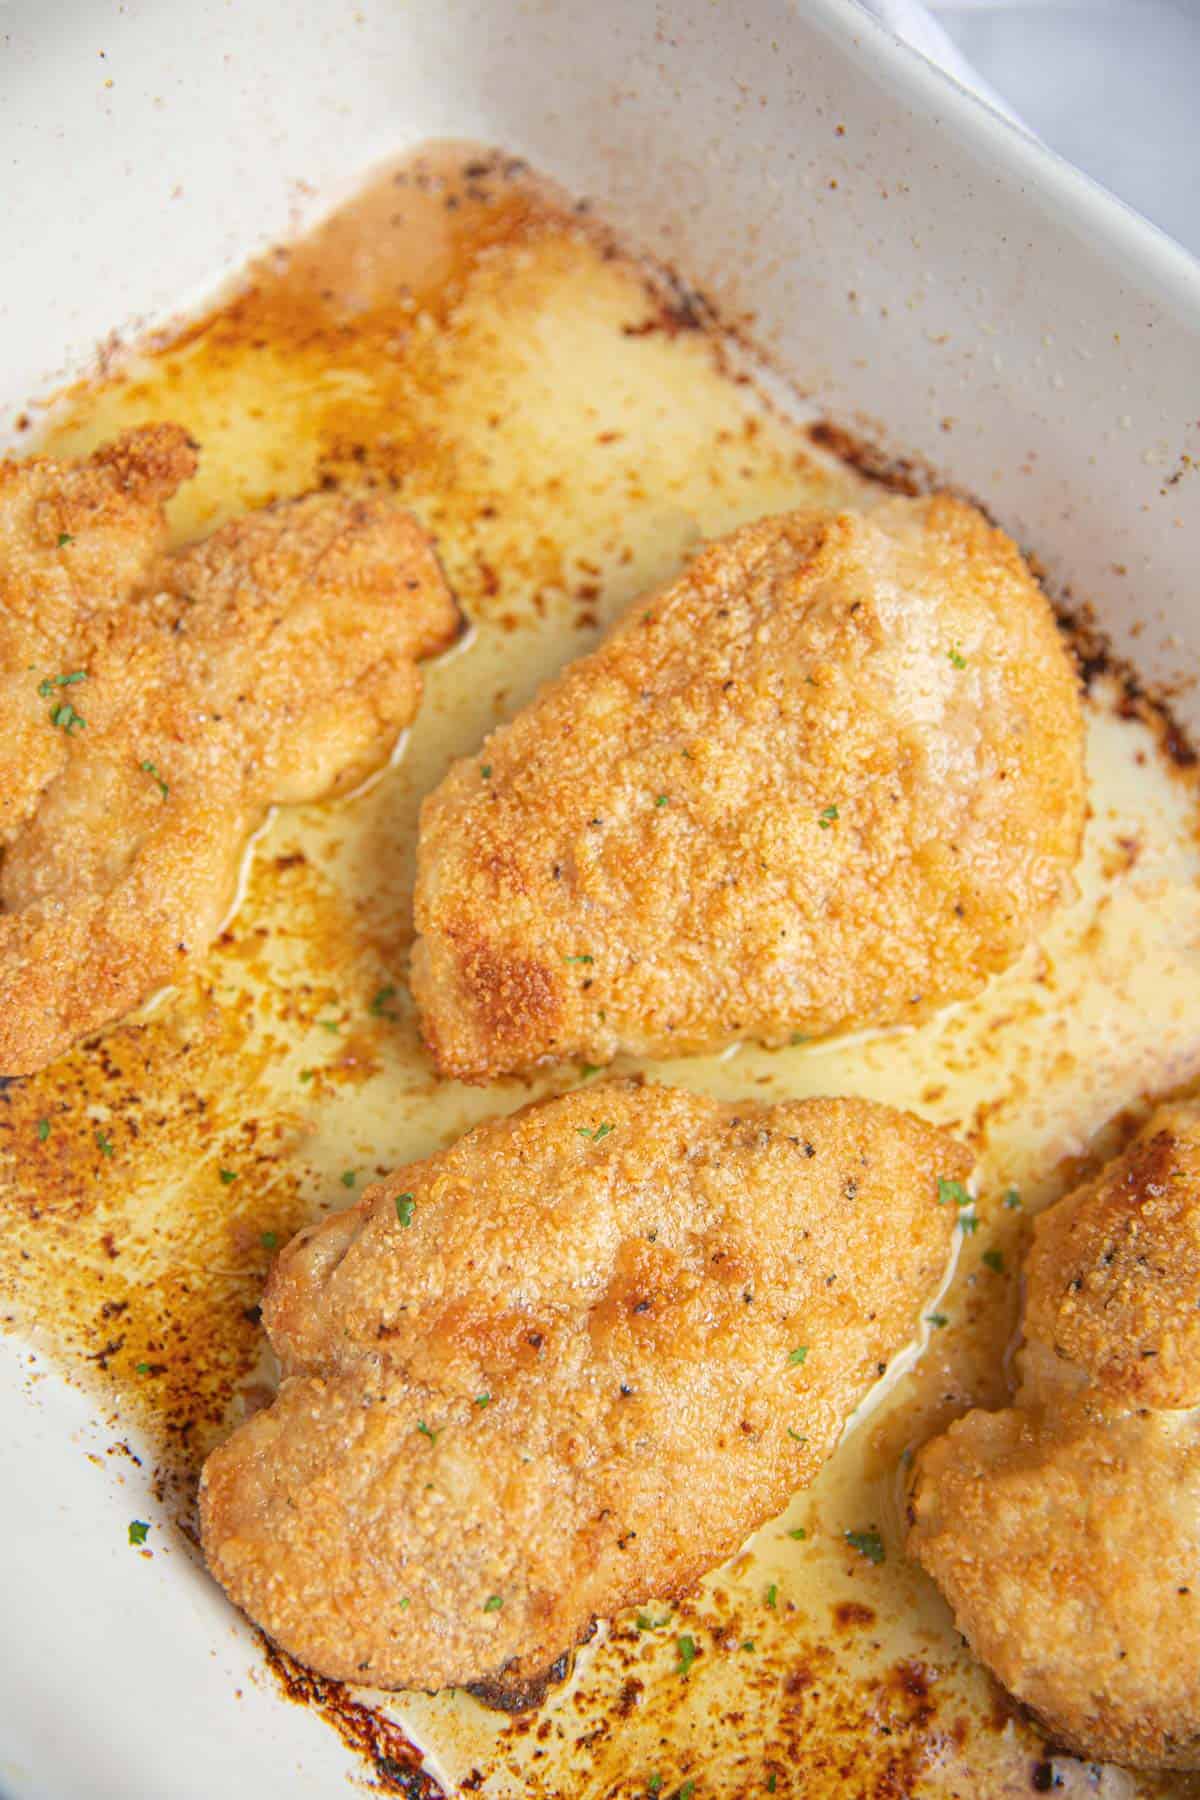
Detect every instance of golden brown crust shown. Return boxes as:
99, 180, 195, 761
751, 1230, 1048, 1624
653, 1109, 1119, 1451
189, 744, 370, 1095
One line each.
0, 424, 198, 845
1024, 1102, 1200, 1409
201, 1082, 967, 1694
908, 1103, 1200, 1771
0, 438, 460, 1075
412, 494, 1086, 1081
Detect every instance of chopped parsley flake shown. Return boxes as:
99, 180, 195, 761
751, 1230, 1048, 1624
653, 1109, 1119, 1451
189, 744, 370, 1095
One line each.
140, 759, 169, 799
480, 764, 492, 780
396, 1194, 415, 1228
787, 1346, 809, 1366
417, 1421, 438, 1444
636, 1611, 671, 1632
483, 1594, 503, 1612
788, 1527, 807, 1540
369, 985, 398, 1019
1004, 1187, 1022, 1209
765, 1583, 778, 1609
959, 1212, 980, 1235
299, 1068, 314, 1083
564, 953, 594, 965
261, 1232, 278, 1250
341, 1169, 357, 1188
38, 669, 87, 698
790, 1032, 810, 1046
37, 1118, 50, 1142
741, 1639, 756, 1652
128, 1520, 149, 1547
579, 1063, 604, 1079
648, 1780, 663, 1797
949, 645, 967, 669
787, 1428, 807, 1444
768, 1777, 777, 1794
136, 1362, 150, 1374
926, 1312, 949, 1329
95, 1128, 114, 1157
655, 794, 669, 807
845, 1528, 885, 1565
318, 1018, 341, 1034
398, 1596, 410, 1611
576, 1122, 614, 1142
680, 1783, 695, 1800
817, 805, 839, 828
676, 1633, 697, 1677
218, 1168, 238, 1185
50, 700, 86, 733
982, 1248, 1005, 1273
937, 1178, 972, 1208
475, 1394, 491, 1408
57, 531, 73, 547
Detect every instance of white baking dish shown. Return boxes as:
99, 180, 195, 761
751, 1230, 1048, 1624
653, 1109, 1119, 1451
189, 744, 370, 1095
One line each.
2, 3, 1198, 1796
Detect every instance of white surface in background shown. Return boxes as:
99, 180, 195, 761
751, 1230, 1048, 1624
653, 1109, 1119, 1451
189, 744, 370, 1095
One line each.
865, 0, 1200, 255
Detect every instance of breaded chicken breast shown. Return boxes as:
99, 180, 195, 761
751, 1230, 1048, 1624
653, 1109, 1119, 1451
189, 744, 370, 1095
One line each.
0, 424, 197, 844
200, 1081, 968, 1702
412, 494, 1085, 1082
0, 437, 460, 1075
907, 1102, 1200, 1771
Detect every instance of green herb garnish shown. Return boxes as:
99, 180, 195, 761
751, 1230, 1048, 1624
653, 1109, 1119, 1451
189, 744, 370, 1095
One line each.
845, 1528, 885, 1565
576, 1122, 614, 1142
765, 1583, 778, 1609
140, 759, 169, 799
95, 1128, 114, 1157
50, 700, 86, 733
218, 1168, 237, 1185
395, 1193, 415, 1227
564, 953, 594, 965
787, 1527, 807, 1540
369, 985, 398, 1018
926, 1312, 948, 1329
57, 532, 73, 547
38, 669, 87, 698
949, 645, 967, 669
655, 794, 669, 807
676, 1634, 697, 1677
982, 1248, 1005, 1273
787, 1428, 807, 1444
1003, 1187, 1022, 1209
817, 805, 839, 828
937, 1178, 972, 1208
261, 1232, 278, 1250
341, 1169, 357, 1188
959, 1213, 980, 1235
417, 1421, 438, 1444
636, 1611, 671, 1632
475, 1393, 490, 1407
483, 1594, 503, 1613
480, 764, 492, 780
787, 1346, 809, 1367
37, 1118, 50, 1142
128, 1520, 149, 1547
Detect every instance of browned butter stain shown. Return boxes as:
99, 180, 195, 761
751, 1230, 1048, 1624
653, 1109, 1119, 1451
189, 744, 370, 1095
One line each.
4, 142, 1200, 1799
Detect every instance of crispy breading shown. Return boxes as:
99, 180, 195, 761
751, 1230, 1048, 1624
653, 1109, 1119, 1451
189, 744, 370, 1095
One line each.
200, 1081, 967, 1700
411, 494, 1086, 1082
0, 424, 197, 844
908, 1102, 1200, 1771
0, 439, 460, 1075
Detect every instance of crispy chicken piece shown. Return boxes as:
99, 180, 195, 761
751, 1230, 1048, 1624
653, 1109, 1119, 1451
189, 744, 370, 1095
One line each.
0, 424, 198, 844
412, 494, 1085, 1082
907, 1102, 1200, 1771
200, 1081, 967, 1701
0, 439, 460, 1075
